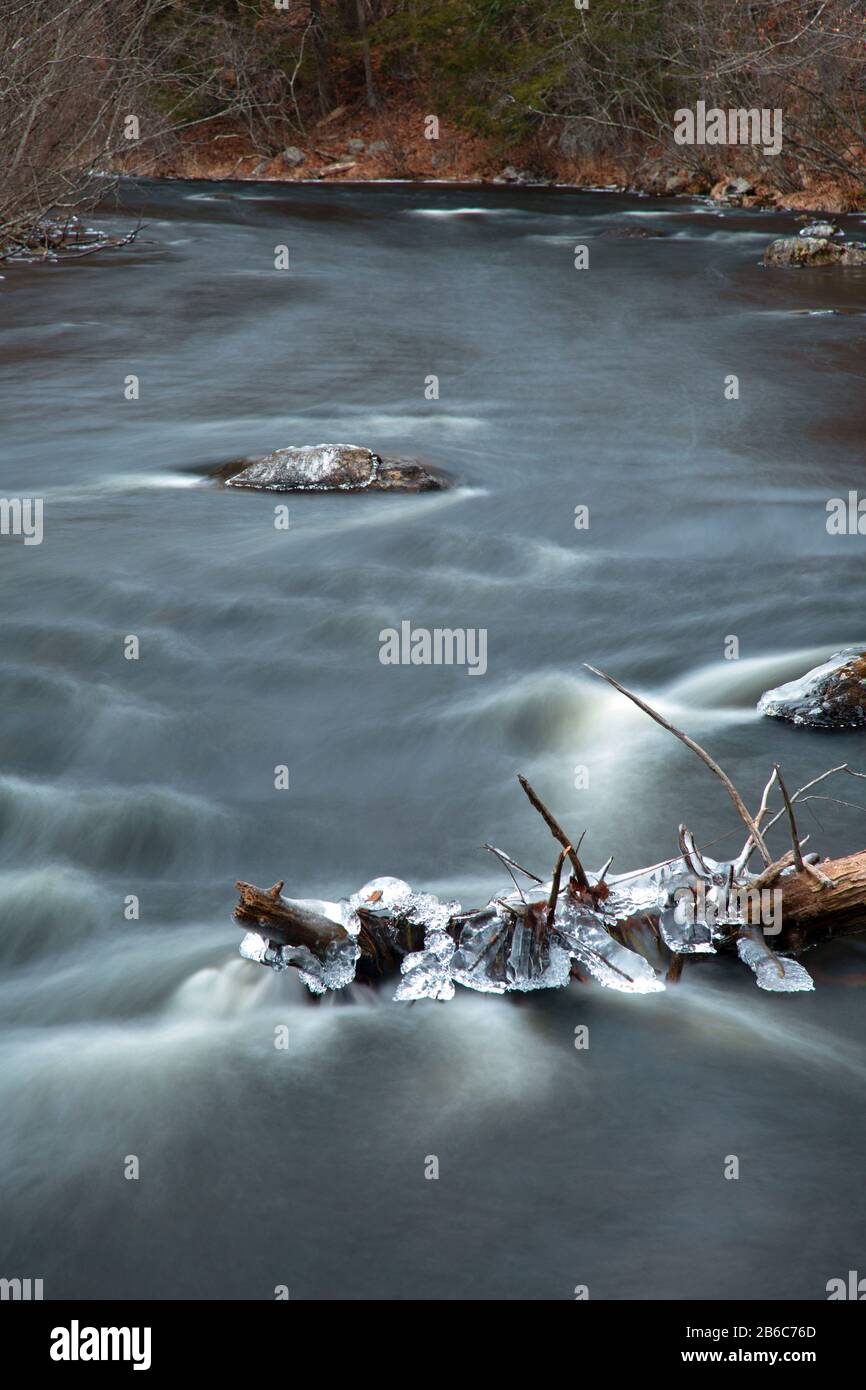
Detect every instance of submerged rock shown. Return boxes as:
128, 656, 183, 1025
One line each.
219, 443, 447, 493
758, 648, 866, 728
764, 236, 866, 267
599, 225, 666, 240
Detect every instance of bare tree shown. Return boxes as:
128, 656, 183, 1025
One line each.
0, 1, 171, 253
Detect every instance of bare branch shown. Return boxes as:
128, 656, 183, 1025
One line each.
584, 666, 771, 865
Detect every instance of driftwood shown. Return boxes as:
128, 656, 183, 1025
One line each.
234, 878, 425, 983
233, 671, 866, 994
234, 849, 866, 979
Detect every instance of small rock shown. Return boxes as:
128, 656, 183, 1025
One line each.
710, 175, 755, 201
219, 443, 447, 493
758, 648, 866, 728
367, 140, 389, 157
499, 165, 546, 185
598, 225, 665, 240
726, 175, 755, 196
282, 146, 306, 167
800, 221, 838, 239
664, 172, 690, 195
347, 138, 366, 155
763, 236, 866, 267
633, 160, 665, 193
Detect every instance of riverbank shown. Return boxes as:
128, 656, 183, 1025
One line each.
118, 103, 866, 214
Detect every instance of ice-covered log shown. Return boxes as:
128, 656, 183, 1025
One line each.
231, 678, 866, 1002
232, 849, 866, 1001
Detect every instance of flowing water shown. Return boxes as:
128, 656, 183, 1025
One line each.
2, 179, 866, 1299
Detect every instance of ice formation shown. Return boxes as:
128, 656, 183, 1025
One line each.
736, 933, 815, 993
237, 839, 814, 1001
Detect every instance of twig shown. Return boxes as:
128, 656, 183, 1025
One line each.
584, 666, 771, 865
482, 844, 527, 901
745, 850, 793, 890
735, 768, 778, 874
774, 765, 805, 874
546, 847, 569, 931
481, 844, 543, 885
804, 861, 835, 889
517, 774, 590, 889
679, 824, 710, 878
761, 765, 866, 839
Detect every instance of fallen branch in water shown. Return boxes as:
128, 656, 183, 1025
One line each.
0, 218, 145, 264
232, 674, 866, 1001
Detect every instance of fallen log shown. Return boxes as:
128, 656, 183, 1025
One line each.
232, 672, 866, 1000
774, 853, 866, 953
233, 846, 866, 991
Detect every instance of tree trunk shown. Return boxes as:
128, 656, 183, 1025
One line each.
355, 0, 376, 110
309, 0, 331, 117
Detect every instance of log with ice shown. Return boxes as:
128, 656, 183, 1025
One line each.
231, 673, 866, 1003
232, 852, 797, 1001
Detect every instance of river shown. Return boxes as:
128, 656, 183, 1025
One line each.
2, 178, 866, 1298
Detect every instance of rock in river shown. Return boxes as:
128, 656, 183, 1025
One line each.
799, 222, 838, 240
758, 648, 866, 728
219, 443, 447, 493
764, 236, 866, 267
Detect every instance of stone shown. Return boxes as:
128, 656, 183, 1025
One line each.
799, 221, 838, 239
282, 146, 306, 167
763, 236, 866, 267
664, 172, 690, 195
758, 649, 866, 728
598, 225, 665, 240
219, 443, 448, 493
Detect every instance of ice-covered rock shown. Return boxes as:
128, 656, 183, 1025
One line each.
758, 648, 866, 728
220, 444, 447, 493
799, 221, 838, 239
